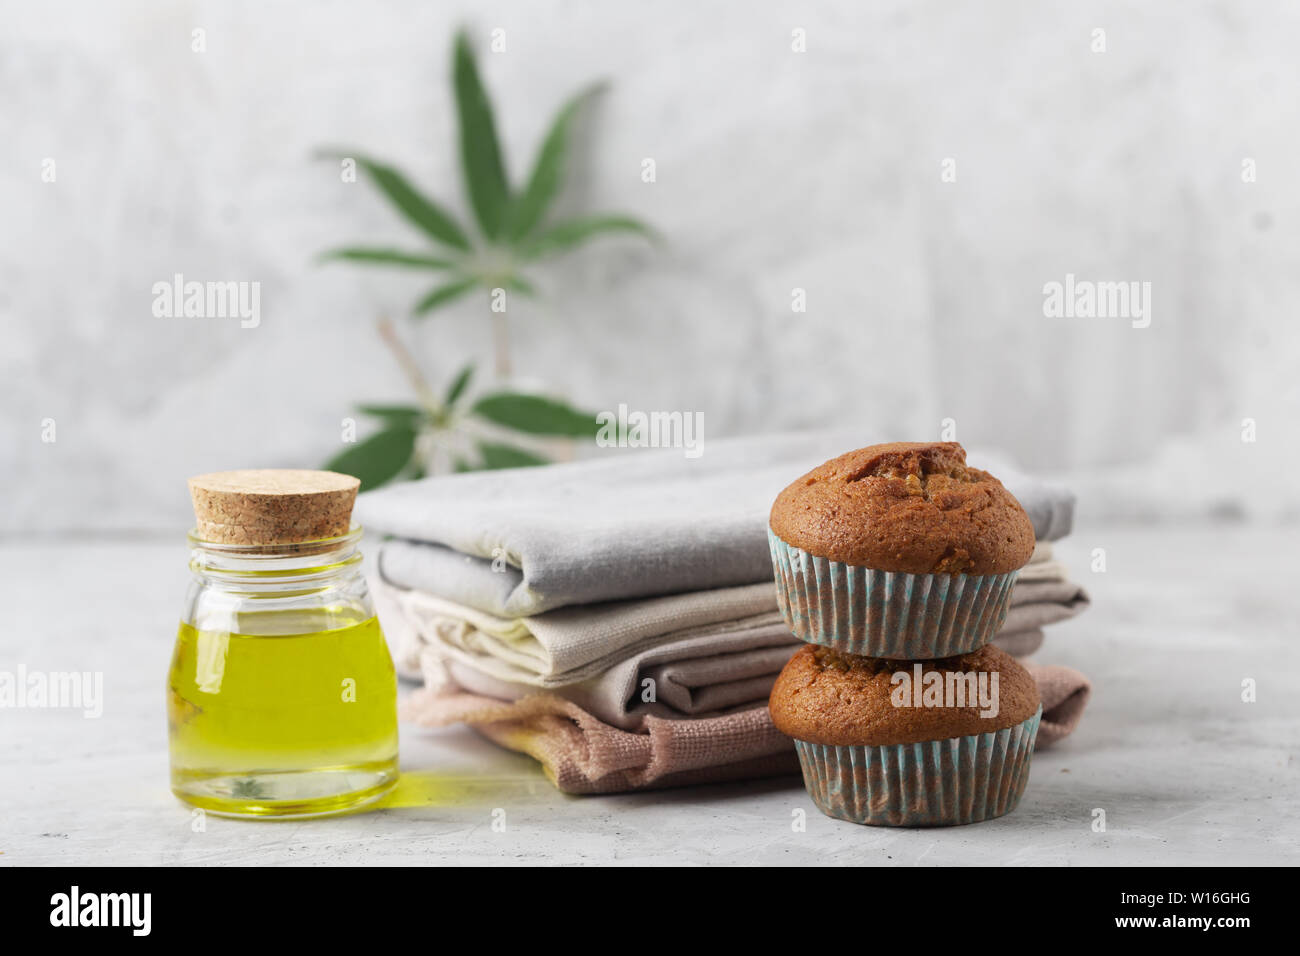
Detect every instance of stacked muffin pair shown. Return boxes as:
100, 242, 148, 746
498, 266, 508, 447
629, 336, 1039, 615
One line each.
766, 442, 1043, 826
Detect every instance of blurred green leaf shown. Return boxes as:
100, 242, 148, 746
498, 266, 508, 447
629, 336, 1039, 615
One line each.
476, 441, 549, 470
471, 392, 599, 436
325, 425, 419, 491
413, 276, 479, 316
320, 248, 459, 269
504, 275, 536, 296
444, 364, 475, 406
328, 152, 473, 252
517, 215, 655, 260
506, 83, 605, 241
453, 31, 511, 240
356, 404, 426, 427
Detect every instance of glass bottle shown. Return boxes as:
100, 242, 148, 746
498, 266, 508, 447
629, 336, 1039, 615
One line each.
167, 471, 398, 817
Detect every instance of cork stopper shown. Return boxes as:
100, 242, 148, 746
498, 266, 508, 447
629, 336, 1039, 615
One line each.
188, 470, 361, 545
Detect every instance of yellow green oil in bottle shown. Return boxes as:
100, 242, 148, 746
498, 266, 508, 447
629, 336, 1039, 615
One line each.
173, 470, 400, 818
168, 607, 398, 817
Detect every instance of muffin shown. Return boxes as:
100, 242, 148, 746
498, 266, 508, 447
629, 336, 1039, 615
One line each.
770, 643, 1042, 826
768, 441, 1035, 658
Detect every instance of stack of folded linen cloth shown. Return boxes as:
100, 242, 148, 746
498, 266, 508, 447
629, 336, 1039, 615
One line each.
360, 430, 1093, 794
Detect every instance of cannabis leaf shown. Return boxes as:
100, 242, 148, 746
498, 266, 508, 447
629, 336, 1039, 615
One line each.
320, 27, 655, 329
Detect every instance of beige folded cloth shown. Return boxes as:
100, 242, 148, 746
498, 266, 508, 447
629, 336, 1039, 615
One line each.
404, 661, 1091, 794
1003, 580, 1090, 632
992, 627, 1045, 657
439, 645, 800, 731
392, 582, 788, 685
380, 541, 1087, 686
1017, 541, 1066, 581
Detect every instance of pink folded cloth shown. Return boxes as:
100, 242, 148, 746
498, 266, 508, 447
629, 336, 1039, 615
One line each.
404, 690, 799, 794
402, 664, 1092, 795
1031, 663, 1093, 747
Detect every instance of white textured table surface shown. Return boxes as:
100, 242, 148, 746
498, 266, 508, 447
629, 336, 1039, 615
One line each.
2, 522, 1297, 866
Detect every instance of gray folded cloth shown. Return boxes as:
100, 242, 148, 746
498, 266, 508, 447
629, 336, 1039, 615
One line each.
359, 430, 1077, 617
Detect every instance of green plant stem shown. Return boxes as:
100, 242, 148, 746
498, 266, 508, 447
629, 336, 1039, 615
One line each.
490, 310, 512, 379
376, 316, 441, 415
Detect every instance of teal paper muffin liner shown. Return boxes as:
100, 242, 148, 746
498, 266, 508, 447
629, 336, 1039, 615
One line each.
793, 706, 1042, 827
768, 528, 1018, 658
